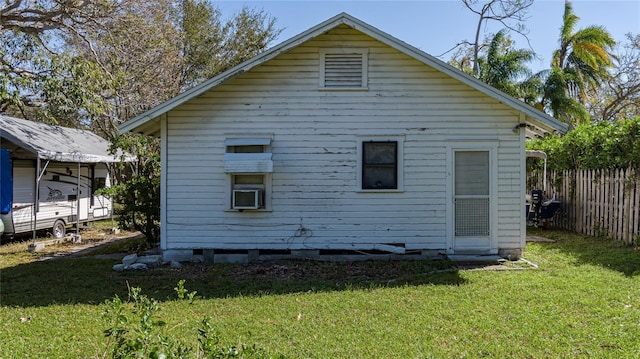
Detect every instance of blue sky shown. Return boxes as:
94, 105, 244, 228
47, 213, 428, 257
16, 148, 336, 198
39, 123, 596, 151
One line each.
216, 0, 639, 72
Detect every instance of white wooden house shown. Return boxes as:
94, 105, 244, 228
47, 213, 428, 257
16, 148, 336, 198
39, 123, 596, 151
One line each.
119, 13, 568, 262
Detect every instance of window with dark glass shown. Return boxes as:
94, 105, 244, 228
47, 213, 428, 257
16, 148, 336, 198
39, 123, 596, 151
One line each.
362, 141, 397, 189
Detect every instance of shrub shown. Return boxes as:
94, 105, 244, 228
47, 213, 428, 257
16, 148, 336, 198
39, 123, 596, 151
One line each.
527, 117, 640, 171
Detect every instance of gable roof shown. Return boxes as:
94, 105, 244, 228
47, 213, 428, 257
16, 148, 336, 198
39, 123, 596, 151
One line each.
119, 12, 568, 137
0, 114, 125, 163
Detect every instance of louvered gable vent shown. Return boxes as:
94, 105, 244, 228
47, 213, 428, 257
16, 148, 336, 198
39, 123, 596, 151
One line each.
320, 48, 368, 89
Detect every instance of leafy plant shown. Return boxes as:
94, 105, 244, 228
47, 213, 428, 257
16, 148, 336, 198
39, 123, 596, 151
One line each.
101, 282, 280, 358
101, 133, 161, 246
174, 279, 199, 304
102, 286, 186, 358
527, 117, 640, 171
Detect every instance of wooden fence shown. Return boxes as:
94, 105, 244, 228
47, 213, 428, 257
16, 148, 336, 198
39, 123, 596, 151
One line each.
527, 168, 640, 244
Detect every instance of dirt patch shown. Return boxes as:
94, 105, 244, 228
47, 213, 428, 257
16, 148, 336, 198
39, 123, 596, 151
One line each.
163, 260, 449, 282
32, 229, 144, 261
151, 256, 537, 282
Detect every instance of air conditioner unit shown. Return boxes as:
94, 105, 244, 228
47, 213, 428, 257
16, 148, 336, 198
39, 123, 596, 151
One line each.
232, 189, 262, 210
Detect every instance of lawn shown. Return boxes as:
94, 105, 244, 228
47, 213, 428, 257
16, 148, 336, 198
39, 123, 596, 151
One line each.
1, 228, 639, 358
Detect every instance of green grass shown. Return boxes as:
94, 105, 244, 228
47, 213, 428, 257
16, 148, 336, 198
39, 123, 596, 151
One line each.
1, 229, 640, 358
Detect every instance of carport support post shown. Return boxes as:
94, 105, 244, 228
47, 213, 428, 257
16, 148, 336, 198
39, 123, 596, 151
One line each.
76, 162, 81, 241
32, 158, 50, 242
32, 157, 40, 242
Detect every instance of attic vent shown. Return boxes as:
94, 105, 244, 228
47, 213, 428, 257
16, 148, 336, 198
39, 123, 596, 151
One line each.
320, 48, 368, 89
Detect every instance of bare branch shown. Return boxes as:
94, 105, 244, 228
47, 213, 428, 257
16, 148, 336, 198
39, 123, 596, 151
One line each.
460, 0, 534, 76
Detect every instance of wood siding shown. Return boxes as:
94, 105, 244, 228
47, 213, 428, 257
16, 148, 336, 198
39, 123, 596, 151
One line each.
163, 26, 525, 252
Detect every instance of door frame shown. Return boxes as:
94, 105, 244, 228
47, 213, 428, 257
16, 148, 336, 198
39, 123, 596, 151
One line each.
445, 142, 498, 254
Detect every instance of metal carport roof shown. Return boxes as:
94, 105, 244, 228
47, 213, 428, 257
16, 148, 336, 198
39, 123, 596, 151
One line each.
0, 114, 124, 163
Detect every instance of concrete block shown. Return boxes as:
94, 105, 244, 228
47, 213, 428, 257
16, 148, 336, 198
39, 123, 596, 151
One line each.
122, 253, 138, 266
170, 261, 182, 269
420, 250, 444, 259
498, 248, 522, 261
203, 249, 215, 263
248, 250, 260, 262
447, 254, 503, 263
191, 255, 205, 263
214, 253, 249, 264
162, 250, 193, 262
27, 243, 45, 252
136, 255, 162, 268
291, 250, 319, 258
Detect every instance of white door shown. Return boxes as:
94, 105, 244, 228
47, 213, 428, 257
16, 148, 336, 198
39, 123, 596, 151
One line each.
453, 150, 492, 253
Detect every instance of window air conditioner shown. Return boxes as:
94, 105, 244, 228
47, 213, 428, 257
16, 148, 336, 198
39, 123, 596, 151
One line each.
232, 189, 262, 210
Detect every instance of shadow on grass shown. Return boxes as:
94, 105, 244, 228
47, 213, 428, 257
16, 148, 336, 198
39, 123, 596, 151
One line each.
0, 257, 466, 308
529, 228, 640, 277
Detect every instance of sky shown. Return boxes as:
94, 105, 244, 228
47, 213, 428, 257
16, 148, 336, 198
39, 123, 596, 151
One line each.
215, 0, 640, 72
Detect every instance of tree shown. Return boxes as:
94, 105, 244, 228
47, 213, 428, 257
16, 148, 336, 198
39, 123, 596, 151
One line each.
0, 0, 115, 125
476, 29, 535, 98
537, 1, 616, 124
459, 0, 534, 77
587, 33, 640, 122
68, 0, 185, 140
102, 135, 161, 243
181, 3, 280, 89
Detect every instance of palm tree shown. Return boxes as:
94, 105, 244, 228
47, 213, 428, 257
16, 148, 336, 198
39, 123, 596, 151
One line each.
476, 29, 536, 99
539, 0, 616, 124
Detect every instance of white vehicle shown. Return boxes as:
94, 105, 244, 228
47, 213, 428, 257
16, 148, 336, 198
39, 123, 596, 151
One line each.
1, 115, 126, 239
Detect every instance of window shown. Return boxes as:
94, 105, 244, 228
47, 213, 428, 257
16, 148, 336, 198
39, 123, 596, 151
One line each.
362, 142, 397, 189
357, 136, 404, 191
94, 177, 107, 190
224, 136, 273, 211
319, 48, 368, 89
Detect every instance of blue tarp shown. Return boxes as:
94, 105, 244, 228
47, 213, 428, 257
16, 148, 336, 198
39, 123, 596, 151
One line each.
0, 149, 12, 214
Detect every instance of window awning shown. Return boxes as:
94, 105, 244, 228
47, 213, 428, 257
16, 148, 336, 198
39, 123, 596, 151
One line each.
224, 137, 272, 146
224, 153, 273, 173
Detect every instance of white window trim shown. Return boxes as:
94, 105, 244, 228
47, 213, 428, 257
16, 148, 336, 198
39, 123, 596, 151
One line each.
224, 135, 274, 212
319, 48, 368, 90
356, 135, 405, 193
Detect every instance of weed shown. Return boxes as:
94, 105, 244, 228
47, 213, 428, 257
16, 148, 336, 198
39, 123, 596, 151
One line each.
101, 282, 280, 358
174, 279, 199, 304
